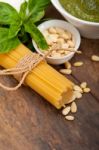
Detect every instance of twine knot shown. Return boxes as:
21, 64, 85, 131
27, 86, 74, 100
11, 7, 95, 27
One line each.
0, 53, 44, 91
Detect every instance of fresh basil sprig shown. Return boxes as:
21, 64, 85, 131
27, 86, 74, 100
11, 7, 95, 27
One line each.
0, 0, 50, 54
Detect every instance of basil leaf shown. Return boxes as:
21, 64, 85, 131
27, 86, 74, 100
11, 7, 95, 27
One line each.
24, 21, 48, 50
19, 1, 28, 20
0, 2, 20, 25
0, 37, 20, 54
0, 24, 21, 43
27, 0, 50, 21
28, 0, 50, 12
29, 11, 45, 23
8, 24, 21, 39
0, 27, 9, 43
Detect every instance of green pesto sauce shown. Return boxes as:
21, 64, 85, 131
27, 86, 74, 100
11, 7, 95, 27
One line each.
59, 0, 99, 22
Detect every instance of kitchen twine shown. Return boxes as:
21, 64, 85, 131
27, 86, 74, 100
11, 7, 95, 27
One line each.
0, 44, 79, 91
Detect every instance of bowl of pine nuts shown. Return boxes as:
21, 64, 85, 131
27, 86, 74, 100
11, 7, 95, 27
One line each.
33, 19, 81, 65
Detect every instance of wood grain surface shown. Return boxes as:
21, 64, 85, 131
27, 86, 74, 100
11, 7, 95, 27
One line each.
0, 5, 99, 150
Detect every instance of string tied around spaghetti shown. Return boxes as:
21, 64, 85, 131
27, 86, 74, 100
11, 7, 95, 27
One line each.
0, 53, 45, 91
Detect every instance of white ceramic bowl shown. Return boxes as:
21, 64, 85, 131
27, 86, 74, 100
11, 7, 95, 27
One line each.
51, 0, 99, 39
33, 19, 81, 65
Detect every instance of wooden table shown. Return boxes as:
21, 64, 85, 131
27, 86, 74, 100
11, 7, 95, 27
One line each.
0, 5, 99, 150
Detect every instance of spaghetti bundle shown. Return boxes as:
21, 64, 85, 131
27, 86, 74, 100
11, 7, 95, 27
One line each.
0, 44, 73, 109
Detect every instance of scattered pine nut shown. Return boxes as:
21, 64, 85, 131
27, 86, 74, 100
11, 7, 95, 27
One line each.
77, 50, 82, 54
91, 55, 99, 62
73, 61, 84, 67
62, 106, 71, 116
80, 82, 87, 89
83, 88, 91, 93
63, 80, 91, 121
74, 91, 82, 99
65, 115, 74, 121
65, 61, 71, 69
73, 85, 83, 93
71, 102, 77, 113
71, 94, 76, 101
60, 69, 67, 74
60, 69, 72, 75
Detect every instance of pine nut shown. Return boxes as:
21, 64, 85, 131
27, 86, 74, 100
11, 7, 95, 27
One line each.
59, 50, 65, 54
43, 30, 49, 37
50, 34, 59, 42
46, 35, 53, 45
46, 39, 53, 45
48, 27, 57, 34
51, 53, 61, 58
71, 94, 76, 101
91, 55, 99, 62
65, 51, 70, 55
74, 91, 82, 99
71, 102, 77, 113
60, 69, 72, 75
66, 31, 72, 39
51, 50, 56, 54
55, 27, 65, 35
83, 88, 91, 93
65, 115, 74, 121
67, 40, 75, 48
64, 61, 71, 69
60, 33, 70, 40
77, 51, 82, 54
61, 43, 69, 49
62, 106, 71, 115
74, 85, 83, 93
80, 82, 87, 89
74, 61, 84, 67
57, 38, 65, 45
